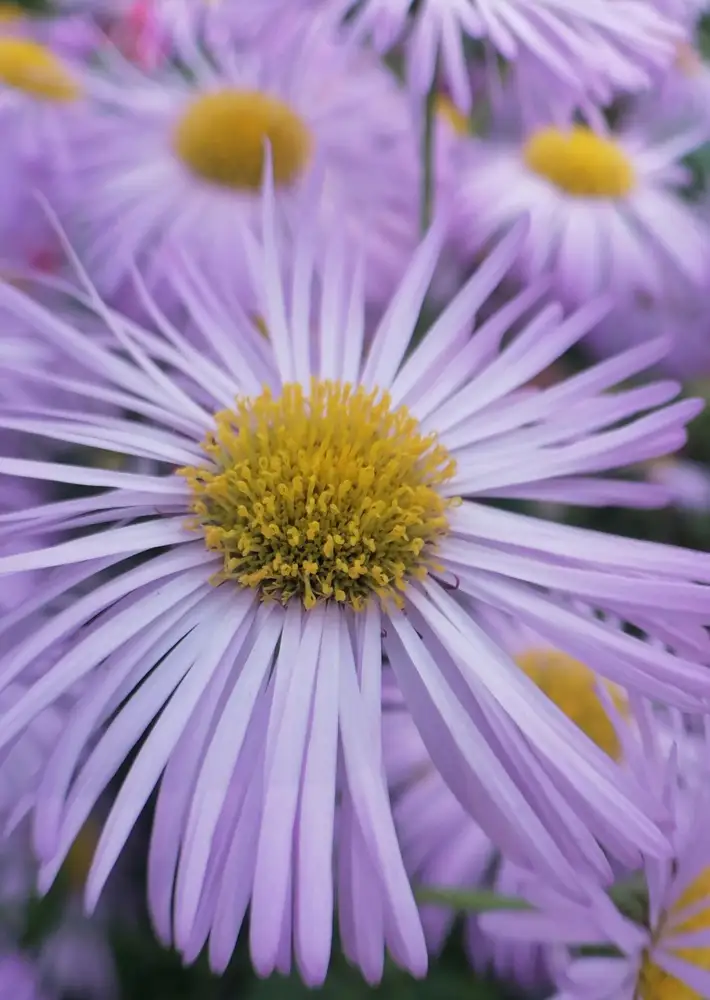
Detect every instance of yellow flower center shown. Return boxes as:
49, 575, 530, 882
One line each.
0, 37, 80, 101
515, 648, 626, 757
436, 95, 469, 136
172, 88, 313, 191
522, 126, 636, 199
181, 380, 457, 611
638, 869, 710, 1000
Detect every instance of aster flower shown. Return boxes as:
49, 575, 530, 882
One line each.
66, 22, 420, 311
480, 704, 710, 1000
4, 173, 710, 982
385, 623, 647, 992
0, 28, 84, 269
341, 0, 682, 113
454, 122, 710, 309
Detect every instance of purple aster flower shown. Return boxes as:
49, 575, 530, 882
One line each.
2, 173, 710, 982
0, 27, 85, 270
385, 622, 656, 992
340, 0, 682, 113
480, 704, 710, 1000
454, 122, 710, 310
66, 22, 419, 312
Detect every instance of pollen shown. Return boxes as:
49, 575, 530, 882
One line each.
181, 380, 457, 611
638, 868, 710, 1000
172, 88, 313, 191
523, 125, 636, 199
0, 37, 80, 101
515, 648, 626, 758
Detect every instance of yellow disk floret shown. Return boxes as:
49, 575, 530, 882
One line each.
0, 37, 80, 101
523, 125, 635, 198
172, 88, 312, 191
181, 380, 457, 610
639, 868, 710, 1000
516, 648, 626, 758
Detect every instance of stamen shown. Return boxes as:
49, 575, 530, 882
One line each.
172, 88, 312, 191
181, 379, 457, 610
523, 125, 635, 198
0, 37, 80, 101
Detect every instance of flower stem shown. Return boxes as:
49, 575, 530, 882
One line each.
420, 81, 437, 233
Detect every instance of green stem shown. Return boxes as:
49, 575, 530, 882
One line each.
415, 886, 534, 913
420, 82, 437, 233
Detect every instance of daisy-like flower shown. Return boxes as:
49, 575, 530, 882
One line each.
67, 22, 420, 311
386, 624, 636, 991
455, 123, 710, 309
0, 27, 84, 268
480, 705, 710, 1000
340, 0, 682, 113
3, 175, 710, 982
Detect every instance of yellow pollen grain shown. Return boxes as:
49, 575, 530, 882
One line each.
172, 88, 312, 191
436, 95, 469, 136
0, 37, 80, 101
638, 868, 710, 1000
180, 379, 458, 611
523, 125, 636, 199
515, 648, 626, 758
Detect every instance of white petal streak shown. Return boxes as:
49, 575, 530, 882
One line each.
360, 214, 448, 391
0, 545, 211, 696
451, 502, 710, 581
35, 585, 219, 867
410, 580, 667, 854
438, 538, 710, 614
0, 518, 192, 574
0, 457, 188, 495
250, 604, 321, 977
339, 613, 427, 976
385, 609, 584, 891
0, 569, 212, 758
175, 606, 283, 937
295, 606, 340, 985
390, 222, 527, 409
86, 588, 256, 910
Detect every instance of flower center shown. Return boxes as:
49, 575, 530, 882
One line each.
0, 37, 80, 101
638, 869, 710, 1000
172, 88, 313, 191
181, 380, 457, 611
523, 126, 635, 198
515, 648, 625, 757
